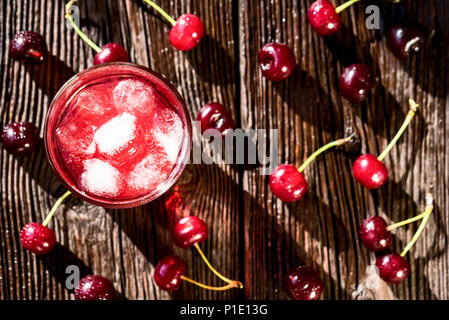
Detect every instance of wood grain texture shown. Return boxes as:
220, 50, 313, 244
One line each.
1, 0, 448, 300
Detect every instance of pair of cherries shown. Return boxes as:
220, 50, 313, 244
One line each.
64, 0, 204, 66
154, 216, 243, 292
258, 42, 375, 103
338, 22, 427, 102
359, 194, 434, 284
270, 99, 418, 202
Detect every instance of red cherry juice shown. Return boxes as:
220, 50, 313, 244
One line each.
45, 63, 191, 208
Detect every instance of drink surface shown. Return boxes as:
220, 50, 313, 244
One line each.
54, 76, 184, 200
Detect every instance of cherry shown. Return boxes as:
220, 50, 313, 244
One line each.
197, 103, 235, 135
307, 0, 341, 36
1, 122, 40, 156
353, 154, 388, 189
173, 216, 208, 248
143, 1, 204, 51
376, 253, 410, 284
307, 0, 359, 36
154, 256, 187, 291
338, 63, 375, 103
284, 266, 324, 300
269, 164, 308, 203
270, 135, 353, 202
259, 43, 296, 81
93, 43, 129, 65
75, 275, 117, 300
386, 24, 426, 60
171, 215, 243, 289
358, 216, 392, 252
353, 99, 418, 189
154, 255, 242, 292
169, 14, 205, 51
65, 1, 129, 65
9, 31, 47, 62
19, 191, 71, 255
20, 223, 56, 255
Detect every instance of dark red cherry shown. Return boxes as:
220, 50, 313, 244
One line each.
1, 122, 40, 156
154, 256, 187, 291
20, 222, 56, 255
284, 266, 324, 300
359, 216, 392, 252
353, 154, 388, 189
386, 24, 426, 60
75, 275, 117, 300
169, 14, 204, 51
173, 216, 208, 248
259, 43, 296, 81
197, 103, 235, 135
307, 0, 341, 36
339, 63, 375, 103
93, 43, 129, 65
376, 253, 410, 284
269, 164, 308, 202
10, 31, 47, 62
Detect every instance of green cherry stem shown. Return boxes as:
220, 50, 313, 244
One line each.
298, 134, 355, 173
400, 193, 434, 257
386, 211, 428, 231
194, 243, 243, 288
378, 99, 418, 162
143, 0, 176, 26
180, 275, 241, 291
42, 191, 72, 227
65, 0, 101, 53
335, 0, 360, 14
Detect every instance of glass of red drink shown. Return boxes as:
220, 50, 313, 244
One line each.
45, 63, 192, 208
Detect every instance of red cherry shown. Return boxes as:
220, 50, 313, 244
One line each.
269, 164, 308, 202
284, 266, 324, 300
353, 154, 388, 189
359, 216, 392, 252
10, 31, 47, 62
173, 216, 208, 248
259, 43, 296, 81
20, 222, 56, 255
197, 102, 235, 135
338, 63, 376, 103
154, 256, 187, 291
169, 14, 204, 51
1, 122, 40, 156
75, 275, 117, 300
386, 24, 426, 60
376, 253, 410, 284
93, 43, 129, 65
307, 0, 341, 36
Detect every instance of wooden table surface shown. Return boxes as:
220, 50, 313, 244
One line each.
1, 0, 448, 300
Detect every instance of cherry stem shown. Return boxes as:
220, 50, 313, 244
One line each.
180, 275, 241, 291
194, 243, 243, 288
42, 191, 72, 227
65, 0, 101, 53
143, 0, 176, 26
400, 193, 434, 257
298, 134, 354, 173
335, 0, 360, 14
386, 212, 427, 231
377, 99, 418, 162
